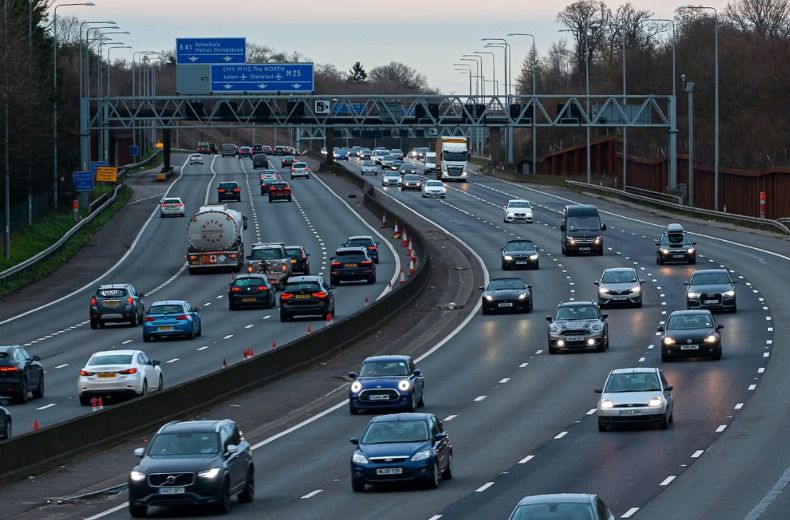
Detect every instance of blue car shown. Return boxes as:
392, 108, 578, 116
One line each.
348, 355, 424, 414
350, 413, 453, 491
143, 300, 202, 342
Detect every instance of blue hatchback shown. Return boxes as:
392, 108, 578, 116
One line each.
350, 413, 453, 491
348, 355, 424, 414
143, 300, 202, 342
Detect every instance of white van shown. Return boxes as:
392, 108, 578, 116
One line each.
424, 152, 437, 173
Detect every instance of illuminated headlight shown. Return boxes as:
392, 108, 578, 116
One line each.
557, 339, 565, 346
704, 334, 718, 344
483, 293, 494, 302
648, 397, 663, 408
198, 468, 221, 479
529, 254, 539, 260
567, 237, 576, 245
411, 449, 432, 461
660, 248, 670, 255
591, 323, 604, 332
594, 236, 602, 245
130, 470, 146, 482
352, 452, 369, 464
632, 286, 641, 293
687, 292, 700, 298
517, 292, 528, 300
722, 290, 735, 297
350, 381, 362, 393
663, 337, 676, 346
599, 399, 613, 409
398, 379, 411, 392
587, 338, 596, 345
598, 287, 608, 295
503, 255, 514, 261
549, 324, 560, 334
687, 247, 696, 254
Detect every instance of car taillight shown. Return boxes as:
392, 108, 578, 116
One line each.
331, 261, 341, 267
230, 286, 241, 293
119, 368, 138, 375
281, 264, 288, 271
368, 245, 377, 251
218, 189, 225, 193
233, 188, 240, 193
177, 202, 184, 207
257, 286, 269, 292
247, 264, 254, 273
90, 297, 97, 306
0, 366, 18, 372
79, 369, 93, 376
175, 314, 189, 320
280, 293, 294, 300
127, 297, 134, 305
312, 291, 327, 299
143, 316, 155, 322
361, 259, 372, 265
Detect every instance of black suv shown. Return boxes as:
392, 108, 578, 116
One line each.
0, 345, 45, 403
228, 274, 276, 310
656, 223, 697, 264
330, 247, 376, 285
285, 245, 311, 275
546, 301, 609, 354
217, 181, 241, 202
501, 239, 540, 270
279, 275, 335, 321
90, 283, 145, 328
128, 419, 254, 517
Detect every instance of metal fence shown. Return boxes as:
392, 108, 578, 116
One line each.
0, 191, 53, 234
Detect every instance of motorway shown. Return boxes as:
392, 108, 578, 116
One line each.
5, 152, 790, 520
0, 153, 399, 436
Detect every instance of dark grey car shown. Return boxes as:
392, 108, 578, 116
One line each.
501, 239, 539, 270
546, 301, 608, 354
0, 345, 45, 404
685, 268, 737, 312
90, 283, 145, 328
508, 493, 615, 519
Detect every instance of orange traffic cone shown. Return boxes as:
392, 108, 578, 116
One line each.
33, 420, 40, 431
401, 229, 409, 247
399, 268, 406, 285
409, 258, 415, 275
306, 324, 312, 333
248, 348, 254, 357
91, 397, 98, 412
97, 397, 104, 410
364, 296, 369, 306
326, 312, 334, 323
272, 340, 277, 349
393, 223, 400, 239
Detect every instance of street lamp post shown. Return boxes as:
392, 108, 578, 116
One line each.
508, 33, 538, 174
678, 5, 718, 209
483, 38, 512, 165
52, 2, 95, 210
454, 64, 473, 98
106, 45, 131, 162
461, 55, 484, 155
475, 51, 498, 163
685, 81, 695, 205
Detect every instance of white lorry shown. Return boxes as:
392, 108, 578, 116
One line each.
435, 136, 469, 181
186, 205, 247, 274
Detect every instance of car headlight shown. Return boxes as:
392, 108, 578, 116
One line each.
517, 292, 528, 300
198, 468, 221, 479
598, 287, 608, 294
663, 337, 676, 346
599, 399, 613, 410
483, 293, 494, 302
632, 286, 641, 293
130, 470, 146, 482
722, 290, 735, 297
529, 254, 539, 260
411, 449, 432, 462
591, 323, 603, 332
660, 247, 670, 255
549, 324, 560, 334
687, 292, 700, 298
567, 237, 576, 245
503, 255, 514, 261
594, 236, 602, 245
704, 334, 718, 344
648, 397, 663, 408
398, 379, 411, 392
350, 381, 362, 393
687, 247, 695, 254
352, 452, 369, 464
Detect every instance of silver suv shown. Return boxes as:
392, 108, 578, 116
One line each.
246, 243, 292, 288
546, 301, 608, 354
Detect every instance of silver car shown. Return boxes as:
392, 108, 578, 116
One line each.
361, 160, 378, 176
381, 171, 402, 186
188, 153, 204, 165
504, 199, 534, 223
159, 197, 185, 218
595, 267, 644, 307
290, 162, 311, 179
596, 367, 674, 431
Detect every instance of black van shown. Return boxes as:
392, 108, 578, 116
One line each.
561, 204, 606, 255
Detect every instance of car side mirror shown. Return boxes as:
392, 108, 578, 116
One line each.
654, 241, 659, 245
32, 355, 40, 362
349, 437, 359, 445
348, 371, 358, 379
683, 281, 690, 285
242, 216, 248, 230
193, 307, 200, 313
692, 241, 697, 245
139, 292, 145, 298
594, 389, 602, 394
560, 224, 566, 231
656, 326, 665, 332
413, 369, 422, 377
478, 285, 485, 290
306, 253, 311, 257
152, 360, 160, 366
433, 432, 448, 441
246, 255, 253, 260
665, 385, 674, 392
134, 447, 145, 458
639, 280, 645, 284
601, 224, 607, 231
545, 316, 553, 322
226, 444, 239, 455
716, 324, 724, 330
601, 314, 608, 320
732, 280, 739, 284
593, 281, 599, 286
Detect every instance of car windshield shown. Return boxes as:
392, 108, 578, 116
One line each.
89, 354, 133, 366
567, 215, 600, 231
403, 175, 421, 181
505, 241, 535, 252
690, 272, 731, 285
337, 250, 366, 259
555, 306, 599, 320
149, 304, 185, 315
662, 233, 691, 245
605, 372, 662, 392
601, 270, 637, 283
148, 432, 220, 456
508, 201, 531, 209
360, 360, 410, 377
361, 421, 430, 444
509, 502, 596, 520
443, 150, 468, 161
218, 183, 237, 190
362, 160, 375, 166
251, 249, 283, 260
293, 162, 307, 168
284, 281, 321, 293
667, 314, 714, 330
285, 248, 303, 259
97, 288, 128, 297
162, 198, 181, 205
487, 279, 526, 291
385, 171, 400, 177
347, 238, 373, 246
234, 278, 265, 287
426, 181, 443, 187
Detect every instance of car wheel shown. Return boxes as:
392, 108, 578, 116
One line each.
598, 419, 608, 432
129, 312, 138, 327
158, 374, 164, 391
528, 300, 534, 313
229, 302, 237, 311
238, 467, 255, 503
216, 479, 232, 514
279, 310, 290, 322
712, 348, 722, 361
442, 454, 454, 480
349, 404, 359, 415
79, 395, 91, 406
15, 379, 28, 404
426, 462, 440, 489
690, 257, 696, 265
597, 342, 606, 353
129, 504, 147, 518
90, 320, 98, 330
32, 374, 44, 399
481, 305, 490, 315
1, 419, 10, 440
501, 262, 508, 270
140, 379, 148, 397
330, 276, 339, 286
351, 478, 365, 492
657, 257, 663, 265
268, 197, 274, 202
548, 345, 558, 355
405, 393, 417, 413
417, 388, 425, 407
367, 274, 376, 285
659, 413, 670, 430
661, 351, 670, 362
635, 298, 643, 308
188, 324, 196, 340
97, 320, 105, 328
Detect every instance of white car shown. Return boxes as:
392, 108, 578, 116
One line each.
596, 367, 674, 431
188, 153, 204, 165
504, 199, 534, 223
421, 179, 446, 198
381, 171, 402, 187
361, 160, 379, 176
159, 197, 185, 218
78, 350, 163, 405
389, 148, 404, 160
290, 162, 311, 179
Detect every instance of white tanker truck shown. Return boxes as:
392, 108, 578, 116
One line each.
186, 205, 247, 274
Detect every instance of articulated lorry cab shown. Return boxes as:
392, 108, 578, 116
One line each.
435, 136, 469, 181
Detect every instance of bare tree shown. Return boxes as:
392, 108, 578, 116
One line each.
369, 62, 429, 92
725, 0, 790, 38
556, 0, 611, 88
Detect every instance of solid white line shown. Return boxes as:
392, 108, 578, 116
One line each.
300, 489, 323, 499
692, 450, 705, 458
166, 358, 179, 364
36, 403, 56, 410
660, 475, 676, 486
519, 455, 534, 464
554, 431, 568, 439
427, 516, 443, 520
83, 502, 128, 520
55, 363, 69, 369
444, 415, 458, 422
621, 507, 640, 518
475, 482, 495, 492
474, 395, 487, 402
251, 400, 347, 450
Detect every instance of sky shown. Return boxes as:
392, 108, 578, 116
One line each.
52, 0, 733, 94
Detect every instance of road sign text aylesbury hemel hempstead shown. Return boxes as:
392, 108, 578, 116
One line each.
210, 63, 314, 93
176, 37, 246, 64
73, 171, 94, 192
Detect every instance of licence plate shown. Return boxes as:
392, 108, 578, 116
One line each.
579, 247, 591, 251
345, 263, 358, 268
619, 409, 641, 416
681, 344, 699, 350
673, 254, 685, 258
498, 302, 513, 308
613, 296, 627, 301
515, 261, 527, 265
704, 299, 718, 304
158, 487, 185, 495
566, 336, 585, 342
376, 467, 403, 475
369, 394, 390, 400
97, 373, 115, 378
242, 298, 257, 302
158, 326, 174, 331
103, 300, 120, 308
295, 294, 311, 299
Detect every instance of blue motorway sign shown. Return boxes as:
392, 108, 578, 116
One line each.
331, 103, 367, 116
210, 63, 314, 93
90, 161, 109, 174
176, 38, 246, 64
129, 144, 139, 158
73, 171, 94, 192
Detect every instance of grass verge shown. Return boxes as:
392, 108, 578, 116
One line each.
0, 185, 133, 298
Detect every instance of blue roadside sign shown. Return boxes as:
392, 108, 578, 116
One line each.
331, 103, 367, 116
129, 145, 139, 158
73, 171, 94, 192
210, 63, 314, 93
176, 37, 246, 64
90, 161, 109, 174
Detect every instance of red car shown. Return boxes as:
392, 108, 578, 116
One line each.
196, 142, 212, 154
238, 146, 254, 158
268, 181, 292, 202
